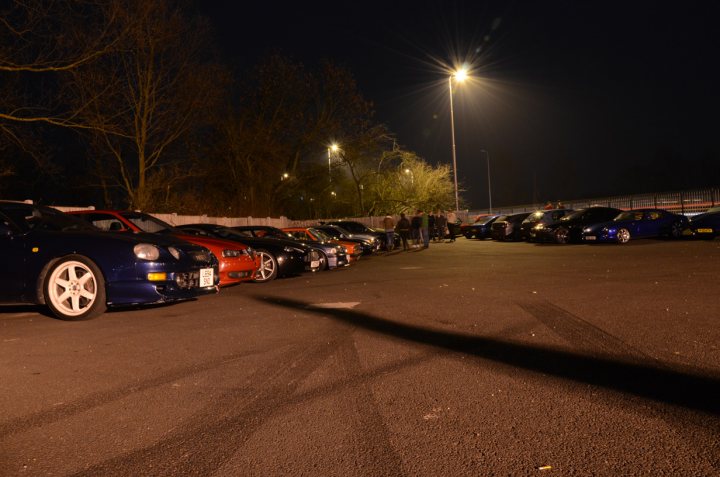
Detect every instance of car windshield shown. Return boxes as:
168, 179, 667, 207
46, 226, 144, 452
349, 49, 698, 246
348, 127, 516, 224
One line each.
258, 227, 290, 239
524, 211, 545, 223
333, 222, 366, 233
308, 228, 332, 241
561, 209, 587, 221
615, 211, 641, 221
0, 203, 96, 233
121, 212, 177, 234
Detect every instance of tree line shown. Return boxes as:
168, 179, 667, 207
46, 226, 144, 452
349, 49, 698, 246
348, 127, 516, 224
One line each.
0, 0, 457, 219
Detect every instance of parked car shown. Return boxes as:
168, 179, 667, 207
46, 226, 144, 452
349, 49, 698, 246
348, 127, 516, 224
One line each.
0, 201, 218, 321
523, 208, 574, 242
322, 220, 389, 251
68, 210, 259, 287
231, 225, 348, 269
687, 206, 720, 239
534, 206, 622, 244
176, 224, 321, 282
582, 208, 689, 244
491, 212, 532, 241
460, 215, 499, 239
281, 227, 358, 265
313, 224, 376, 255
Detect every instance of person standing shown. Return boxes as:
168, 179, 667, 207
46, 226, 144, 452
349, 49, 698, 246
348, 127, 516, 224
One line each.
410, 211, 422, 248
382, 215, 396, 251
435, 211, 447, 242
420, 210, 430, 248
395, 212, 411, 251
446, 210, 457, 242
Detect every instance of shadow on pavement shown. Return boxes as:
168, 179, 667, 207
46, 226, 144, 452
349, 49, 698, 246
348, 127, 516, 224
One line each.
255, 295, 720, 416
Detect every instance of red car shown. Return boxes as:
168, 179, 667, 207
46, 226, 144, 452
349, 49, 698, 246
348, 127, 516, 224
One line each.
68, 210, 259, 287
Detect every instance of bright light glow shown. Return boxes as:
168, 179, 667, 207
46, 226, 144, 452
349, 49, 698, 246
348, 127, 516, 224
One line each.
454, 67, 468, 83
404, 168, 411, 174
330, 144, 339, 152
283, 172, 289, 178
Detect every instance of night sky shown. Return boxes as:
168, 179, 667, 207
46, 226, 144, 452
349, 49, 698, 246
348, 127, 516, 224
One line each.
197, 0, 720, 210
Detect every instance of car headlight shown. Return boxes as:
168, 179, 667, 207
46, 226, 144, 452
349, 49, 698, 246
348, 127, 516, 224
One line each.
134, 243, 160, 260
583, 227, 591, 233
222, 249, 242, 258
167, 246, 181, 260
329, 247, 338, 254
534, 224, 545, 230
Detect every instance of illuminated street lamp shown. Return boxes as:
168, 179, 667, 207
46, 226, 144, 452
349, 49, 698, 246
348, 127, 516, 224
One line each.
404, 168, 414, 185
328, 143, 340, 178
448, 66, 468, 212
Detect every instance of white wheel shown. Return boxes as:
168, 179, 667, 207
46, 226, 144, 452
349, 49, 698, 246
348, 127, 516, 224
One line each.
617, 228, 631, 244
44, 256, 106, 320
253, 250, 278, 282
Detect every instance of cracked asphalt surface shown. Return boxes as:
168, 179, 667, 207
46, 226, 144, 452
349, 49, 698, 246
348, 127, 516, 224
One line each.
1, 238, 719, 476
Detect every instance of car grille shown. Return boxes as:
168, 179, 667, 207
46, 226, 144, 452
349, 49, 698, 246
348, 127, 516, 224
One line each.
187, 250, 211, 263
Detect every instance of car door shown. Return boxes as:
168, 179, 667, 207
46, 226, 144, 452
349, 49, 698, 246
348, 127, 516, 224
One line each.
0, 215, 28, 301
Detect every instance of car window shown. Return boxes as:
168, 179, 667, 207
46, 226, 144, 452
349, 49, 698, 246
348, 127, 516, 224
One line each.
646, 211, 661, 220
0, 204, 95, 233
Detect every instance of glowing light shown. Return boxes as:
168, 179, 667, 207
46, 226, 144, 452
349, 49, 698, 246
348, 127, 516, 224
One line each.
454, 67, 469, 83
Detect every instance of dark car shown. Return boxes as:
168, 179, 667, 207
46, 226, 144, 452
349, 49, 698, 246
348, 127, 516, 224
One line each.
491, 212, 532, 241
523, 209, 574, 242
535, 206, 622, 244
313, 224, 376, 255
322, 220, 391, 251
582, 208, 689, 244
177, 224, 320, 282
688, 206, 720, 239
460, 215, 499, 239
0, 201, 218, 321
233, 225, 349, 270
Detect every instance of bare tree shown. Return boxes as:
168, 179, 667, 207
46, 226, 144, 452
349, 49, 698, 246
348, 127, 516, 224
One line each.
67, 0, 227, 209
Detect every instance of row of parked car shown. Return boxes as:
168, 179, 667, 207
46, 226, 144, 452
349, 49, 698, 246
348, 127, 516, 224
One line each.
0, 201, 394, 321
460, 206, 720, 243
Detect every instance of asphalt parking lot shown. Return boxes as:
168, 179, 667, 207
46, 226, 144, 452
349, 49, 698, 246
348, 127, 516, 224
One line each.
1, 238, 719, 476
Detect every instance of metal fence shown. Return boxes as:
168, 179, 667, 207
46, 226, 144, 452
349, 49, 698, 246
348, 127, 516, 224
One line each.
465, 187, 720, 219
49, 186, 719, 227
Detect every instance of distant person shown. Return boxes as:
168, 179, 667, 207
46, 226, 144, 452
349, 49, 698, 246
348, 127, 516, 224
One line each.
410, 211, 422, 248
428, 212, 436, 242
395, 213, 411, 250
420, 210, 430, 248
434, 211, 447, 242
556, 201, 565, 209
382, 215, 396, 251
544, 201, 554, 210
446, 210, 458, 242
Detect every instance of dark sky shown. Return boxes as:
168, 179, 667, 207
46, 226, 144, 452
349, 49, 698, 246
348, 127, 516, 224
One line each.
197, 0, 720, 210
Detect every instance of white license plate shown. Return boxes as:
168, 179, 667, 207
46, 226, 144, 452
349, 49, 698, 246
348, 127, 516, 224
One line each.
311, 260, 320, 269
585, 235, 596, 241
199, 268, 214, 287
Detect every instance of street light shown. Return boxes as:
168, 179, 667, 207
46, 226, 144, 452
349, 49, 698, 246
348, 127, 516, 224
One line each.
404, 168, 414, 185
328, 143, 339, 178
481, 149, 492, 213
449, 66, 468, 212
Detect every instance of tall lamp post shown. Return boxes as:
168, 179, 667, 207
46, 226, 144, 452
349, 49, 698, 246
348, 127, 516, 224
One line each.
481, 149, 492, 213
448, 67, 468, 212
327, 143, 339, 180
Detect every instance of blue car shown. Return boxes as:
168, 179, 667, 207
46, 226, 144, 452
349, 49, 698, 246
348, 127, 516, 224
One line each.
0, 201, 218, 320
688, 206, 720, 239
581, 208, 688, 244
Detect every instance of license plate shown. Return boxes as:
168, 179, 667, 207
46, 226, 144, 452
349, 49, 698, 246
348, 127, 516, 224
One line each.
311, 260, 320, 269
585, 235, 596, 241
697, 228, 713, 233
199, 268, 214, 287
